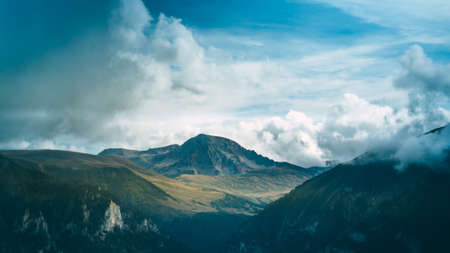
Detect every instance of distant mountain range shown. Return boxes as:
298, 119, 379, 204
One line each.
0, 134, 323, 253
227, 126, 450, 253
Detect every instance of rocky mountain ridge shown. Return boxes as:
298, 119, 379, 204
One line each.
100, 133, 316, 177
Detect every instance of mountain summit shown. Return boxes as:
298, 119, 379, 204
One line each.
100, 134, 311, 177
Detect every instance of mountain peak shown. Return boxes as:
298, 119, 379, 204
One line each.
101, 134, 311, 178
193, 133, 210, 138
184, 133, 216, 144
185, 133, 234, 143
181, 134, 240, 150
176, 133, 275, 176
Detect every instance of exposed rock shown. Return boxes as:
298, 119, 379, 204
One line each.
137, 218, 159, 233
82, 204, 90, 223
20, 209, 31, 232
102, 200, 123, 233
19, 209, 49, 237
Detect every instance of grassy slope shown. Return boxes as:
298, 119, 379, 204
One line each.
0, 151, 194, 253
178, 169, 311, 204
100, 133, 320, 215
0, 150, 246, 217
0, 150, 272, 253
0, 149, 314, 253
1, 150, 179, 217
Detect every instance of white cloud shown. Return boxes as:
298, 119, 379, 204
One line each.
113, 0, 152, 46
394, 45, 450, 131
91, 92, 413, 167
3, 0, 448, 169
394, 126, 450, 170
397, 45, 450, 95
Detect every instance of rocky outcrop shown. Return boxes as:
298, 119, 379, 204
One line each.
102, 200, 124, 232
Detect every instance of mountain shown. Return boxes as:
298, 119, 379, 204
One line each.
99, 134, 327, 252
100, 134, 324, 209
226, 127, 450, 253
0, 145, 320, 253
0, 149, 250, 216
0, 150, 194, 253
0, 149, 281, 253
0, 135, 325, 253
98, 134, 328, 252
100, 134, 317, 177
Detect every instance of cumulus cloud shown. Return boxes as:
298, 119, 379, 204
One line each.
0, 0, 156, 146
382, 45, 450, 170
349, 45, 450, 170
233, 110, 325, 167
228, 93, 413, 167
0, 0, 209, 148
394, 45, 450, 130
214, 47, 450, 167
316, 94, 411, 162
103, 93, 410, 168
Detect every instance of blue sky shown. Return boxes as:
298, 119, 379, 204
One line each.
144, 0, 384, 34
1, 0, 449, 166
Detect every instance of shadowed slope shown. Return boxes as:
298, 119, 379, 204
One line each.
0, 149, 281, 253
0, 151, 194, 253
0, 149, 261, 217
227, 128, 450, 253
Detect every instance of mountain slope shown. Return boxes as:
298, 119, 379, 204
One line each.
227, 128, 450, 253
0, 134, 325, 253
0, 149, 288, 253
99, 134, 325, 252
0, 151, 194, 253
100, 134, 324, 210
100, 134, 315, 177
0, 149, 269, 217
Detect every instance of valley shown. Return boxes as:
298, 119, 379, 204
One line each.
0, 134, 324, 253
1, 128, 449, 253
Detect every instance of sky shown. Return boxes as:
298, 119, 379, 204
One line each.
1, 0, 449, 167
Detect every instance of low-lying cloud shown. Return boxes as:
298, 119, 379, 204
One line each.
394, 126, 450, 170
